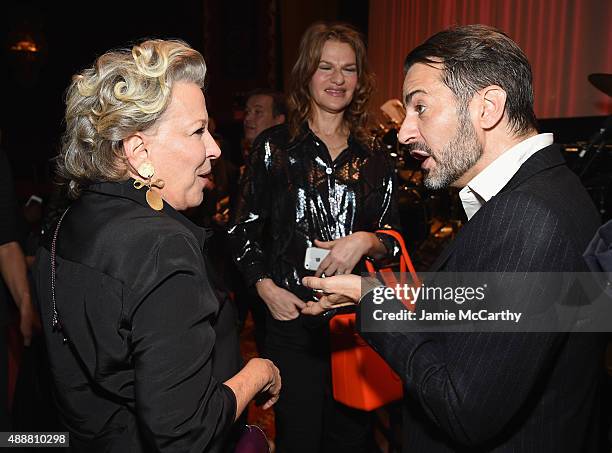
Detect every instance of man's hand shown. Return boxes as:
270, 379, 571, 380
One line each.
314, 232, 376, 277
256, 278, 306, 320
301, 274, 362, 315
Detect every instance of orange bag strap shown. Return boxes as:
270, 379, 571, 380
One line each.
364, 229, 420, 311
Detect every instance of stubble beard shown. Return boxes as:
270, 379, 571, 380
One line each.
421, 111, 483, 190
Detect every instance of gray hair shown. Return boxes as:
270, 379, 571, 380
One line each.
58, 38, 206, 197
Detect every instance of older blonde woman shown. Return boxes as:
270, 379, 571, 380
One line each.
33, 39, 280, 452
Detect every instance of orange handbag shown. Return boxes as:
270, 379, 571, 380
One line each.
329, 229, 419, 411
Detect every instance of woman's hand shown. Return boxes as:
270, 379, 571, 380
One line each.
225, 358, 282, 420
301, 274, 362, 315
256, 278, 306, 320
255, 358, 282, 410
313, 231, 380, 277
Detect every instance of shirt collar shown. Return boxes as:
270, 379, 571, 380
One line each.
459, 133, 554, 220
85, 179, 212, 249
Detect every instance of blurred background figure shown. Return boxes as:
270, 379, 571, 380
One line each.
236, 89, 288, 353
243, 88, 287, 156
0, 128, 40, 431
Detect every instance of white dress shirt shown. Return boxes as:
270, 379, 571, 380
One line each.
459, 133, 554, 221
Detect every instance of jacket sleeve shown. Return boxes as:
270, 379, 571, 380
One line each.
368, 152, 403, 266
359, 192, 578, 446
227, 138, 274, 286
129, 233, 236, 452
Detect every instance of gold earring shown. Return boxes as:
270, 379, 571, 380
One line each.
133, 160, 164, 211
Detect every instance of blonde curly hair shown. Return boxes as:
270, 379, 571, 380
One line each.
58, 39, 206, 197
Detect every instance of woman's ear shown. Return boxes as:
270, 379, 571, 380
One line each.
123, 134, 147, 173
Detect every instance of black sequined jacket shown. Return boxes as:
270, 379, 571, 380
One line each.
228, 124, 401, 301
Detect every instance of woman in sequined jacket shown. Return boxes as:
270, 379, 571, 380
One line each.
228, 22, 400, 453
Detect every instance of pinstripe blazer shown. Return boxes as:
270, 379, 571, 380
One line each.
360, 144, 606, 452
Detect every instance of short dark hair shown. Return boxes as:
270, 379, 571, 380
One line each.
246, 88, 288, 118
404, 24, 537, 137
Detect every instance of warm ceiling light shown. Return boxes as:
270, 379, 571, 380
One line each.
10, 39, 39, 53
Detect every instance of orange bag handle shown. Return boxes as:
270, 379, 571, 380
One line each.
364, 229, 420, 311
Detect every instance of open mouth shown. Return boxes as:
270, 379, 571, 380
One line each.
409, 149, 431, 161
324, 88, 346, 97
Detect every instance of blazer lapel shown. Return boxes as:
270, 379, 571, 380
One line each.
428, 144, 564, 272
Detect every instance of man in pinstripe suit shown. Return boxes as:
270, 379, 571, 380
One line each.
302, 25, 606, 452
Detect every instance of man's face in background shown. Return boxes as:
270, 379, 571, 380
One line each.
243, 94, 285, 144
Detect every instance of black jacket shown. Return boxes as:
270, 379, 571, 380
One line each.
33, 180, 236, 452
360, 145, 605, 452
228, 124, 401, 300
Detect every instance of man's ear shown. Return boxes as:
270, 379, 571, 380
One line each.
123, 134, 148, 172
476, 85, 507, 130
274, 114, 286, 126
